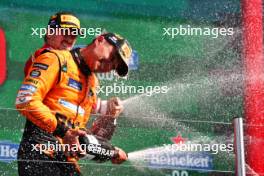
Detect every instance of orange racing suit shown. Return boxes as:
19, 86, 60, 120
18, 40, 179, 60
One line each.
24, 44, 51, 76
16, 48, 99, 175
17, 49, 98, 133
22, 46, 117, 138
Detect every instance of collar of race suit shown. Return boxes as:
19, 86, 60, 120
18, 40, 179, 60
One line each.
70, 48, 91, 76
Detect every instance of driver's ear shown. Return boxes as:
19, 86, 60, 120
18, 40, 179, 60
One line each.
94, 35, 104, 47
97, 35, 104, 43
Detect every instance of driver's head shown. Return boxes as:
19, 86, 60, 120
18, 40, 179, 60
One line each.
45, 12, 81, 50
83, 33, 132, 77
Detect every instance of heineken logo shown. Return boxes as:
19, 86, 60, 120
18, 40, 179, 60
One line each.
0, 141, 19, 163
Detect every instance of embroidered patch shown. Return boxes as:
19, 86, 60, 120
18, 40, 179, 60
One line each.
68, 78, 82, 91
33, 63, 49, 70
62, 63, 67, 72
25, 78, 38, 85
58, 99, 84, 115
20, 84, 37, 92
15, 96, 32, 105
17, 91, 33, 97
30, 70, 41, 78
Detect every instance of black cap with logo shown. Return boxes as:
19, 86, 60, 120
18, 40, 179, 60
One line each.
102, 33, 133, 77
48, 12, 81, 34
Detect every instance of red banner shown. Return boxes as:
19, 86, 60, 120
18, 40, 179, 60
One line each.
242, 0, 264, 174
0, 28, 6, 85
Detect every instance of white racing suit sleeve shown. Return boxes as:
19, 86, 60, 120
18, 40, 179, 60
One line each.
96, 99, 107, 115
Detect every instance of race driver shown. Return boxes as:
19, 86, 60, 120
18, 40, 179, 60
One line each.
24, 11, 81, 76
25, 11, 119, 140
16, 32, 132, 176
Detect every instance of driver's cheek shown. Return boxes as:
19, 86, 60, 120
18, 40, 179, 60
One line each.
102, 62, 113, 72
66, 35, 77, 43
54, 39, 64, 49
54, 36, 64, 48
